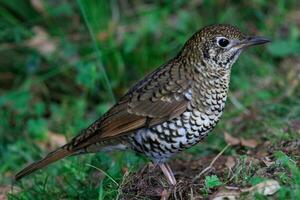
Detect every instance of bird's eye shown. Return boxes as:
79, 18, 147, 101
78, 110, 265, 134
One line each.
217, 38, 230, 48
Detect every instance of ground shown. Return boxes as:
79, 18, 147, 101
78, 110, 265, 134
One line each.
119, 114, 300, 200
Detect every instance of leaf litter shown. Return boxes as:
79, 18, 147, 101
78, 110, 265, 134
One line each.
119, 134, 299, 200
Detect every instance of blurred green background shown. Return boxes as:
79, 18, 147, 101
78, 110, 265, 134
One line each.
1, 0, 300, 199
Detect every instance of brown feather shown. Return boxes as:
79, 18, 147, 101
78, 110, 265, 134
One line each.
15, 148, 73, 180
68, 62, 192, 151
15, 55, 192, 181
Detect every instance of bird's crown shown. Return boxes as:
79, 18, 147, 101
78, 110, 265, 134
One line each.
198, 24, 246, 41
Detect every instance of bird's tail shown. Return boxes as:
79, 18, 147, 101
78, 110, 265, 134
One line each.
15, 147, 73, 181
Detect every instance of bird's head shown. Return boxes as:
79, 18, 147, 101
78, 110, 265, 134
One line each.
183, 24, 270, 71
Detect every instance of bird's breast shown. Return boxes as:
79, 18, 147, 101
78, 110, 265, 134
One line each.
127, 94, 227, 162
128, 107, 221, 162
127, 79, 229, 162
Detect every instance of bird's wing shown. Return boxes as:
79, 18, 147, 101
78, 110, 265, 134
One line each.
69, 62, 192, 151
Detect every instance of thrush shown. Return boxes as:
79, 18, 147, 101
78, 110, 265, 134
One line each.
15, 24, 270, 185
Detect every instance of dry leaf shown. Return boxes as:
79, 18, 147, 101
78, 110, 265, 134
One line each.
262, 156, 275, 167
30, 0, 46, 14
212, 180, 280, 200
0, 186, 9, 200
254, 180, 281, 195
26, 26, 57, 56
0, 186, 20, 200
240, 138, 258, 148
211, 189, 240, 200
48, 131, 67, 147
224, 132, 240, 146
38, 131, 66, 150
242, 180, 281, 195
98, 31, 109, 42
224, 132, 258, 148
291, 120, 300, 134
225, 156, 236, 170
97, 22, 116, 42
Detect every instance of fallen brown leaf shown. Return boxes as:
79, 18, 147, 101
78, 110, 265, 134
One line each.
240, 138, 258, 148
291, 120, 300, 134
0, 186, 20, 200
261, 156, 275, 167
211, 189, 240, 200
26, 26, 57, 56
98, 31, 109, 42
0, 186, 9, 200
212, 180, 280, 200
48, 131, 67, 147
37, 131, 66, 150
241, 180, 281, 196
223, 132, 258, 148
224, 132, 240, 146
97, 22, 117, 42
225, 156, 236, 170
30, 0, 46, 14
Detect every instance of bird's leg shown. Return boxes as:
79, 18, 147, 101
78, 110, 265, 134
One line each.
159, 163, 177, 185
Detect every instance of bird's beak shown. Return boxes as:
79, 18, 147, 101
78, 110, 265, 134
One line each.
234, 36, 271, 49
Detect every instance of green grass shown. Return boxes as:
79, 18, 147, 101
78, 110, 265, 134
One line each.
1, 0, 300, 199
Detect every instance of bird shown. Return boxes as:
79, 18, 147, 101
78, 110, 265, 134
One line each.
15, 24, 270, 185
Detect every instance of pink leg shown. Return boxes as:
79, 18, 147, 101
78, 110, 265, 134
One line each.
159, 163, 177, 185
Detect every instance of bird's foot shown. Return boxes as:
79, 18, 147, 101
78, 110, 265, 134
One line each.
159, 163, 177, 186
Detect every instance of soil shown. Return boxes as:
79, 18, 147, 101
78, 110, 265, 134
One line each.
120, 139, 300, 200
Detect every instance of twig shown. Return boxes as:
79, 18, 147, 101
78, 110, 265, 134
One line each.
193, 144, 231, 182
160, 188, 171, 200
228, 93, 249, 114
86, 164, 119, 187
